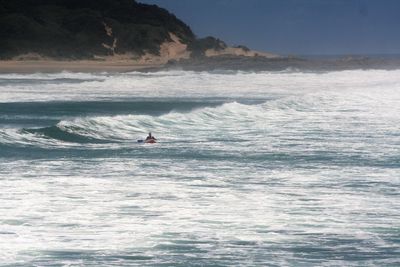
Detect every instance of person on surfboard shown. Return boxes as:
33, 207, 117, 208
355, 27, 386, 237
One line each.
137, 132, 157, 143
145, 132, 156, 141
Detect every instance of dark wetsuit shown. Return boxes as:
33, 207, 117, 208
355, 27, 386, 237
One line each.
146, 135, 156, 141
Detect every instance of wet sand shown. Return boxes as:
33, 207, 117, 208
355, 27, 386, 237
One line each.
0, 60, 163, 73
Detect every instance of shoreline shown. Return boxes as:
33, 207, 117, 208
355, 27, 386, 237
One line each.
0, 60, 164, 74
2, 56, 400, 74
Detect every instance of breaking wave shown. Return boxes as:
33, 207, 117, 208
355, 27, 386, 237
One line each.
0, 101, 267, 146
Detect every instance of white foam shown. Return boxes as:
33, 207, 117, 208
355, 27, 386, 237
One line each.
1, 69, 400, 102
1, 69, 400, 265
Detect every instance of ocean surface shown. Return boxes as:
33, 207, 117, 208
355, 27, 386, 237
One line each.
0, 70, 399, 266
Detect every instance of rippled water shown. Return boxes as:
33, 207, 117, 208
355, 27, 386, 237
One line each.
1, 70, 399, 266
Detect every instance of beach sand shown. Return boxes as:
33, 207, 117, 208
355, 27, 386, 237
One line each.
0, 60, 163, 73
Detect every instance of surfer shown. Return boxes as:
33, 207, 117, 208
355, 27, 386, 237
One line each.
145, 132, 156, 141
137, 132, 157, 143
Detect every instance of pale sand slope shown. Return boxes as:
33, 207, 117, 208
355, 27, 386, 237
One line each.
139, 33, 191, 64
0, 32, 278, 73
0, 33, 187, 73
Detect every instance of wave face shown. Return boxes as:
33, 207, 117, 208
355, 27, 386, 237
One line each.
1, 70, 400, 266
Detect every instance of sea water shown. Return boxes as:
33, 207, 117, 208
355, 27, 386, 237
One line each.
0, 70, 399, 266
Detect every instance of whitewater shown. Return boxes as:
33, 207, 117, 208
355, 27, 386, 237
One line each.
0, 70, 399, 266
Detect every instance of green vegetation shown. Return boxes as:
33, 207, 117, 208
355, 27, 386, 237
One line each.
0, 0, 196, 59
189, 37, 227, 58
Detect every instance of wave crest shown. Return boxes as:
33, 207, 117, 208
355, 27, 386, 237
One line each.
0, 101, 268, 146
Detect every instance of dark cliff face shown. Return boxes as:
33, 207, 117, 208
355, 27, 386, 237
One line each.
0, 0, 196, 59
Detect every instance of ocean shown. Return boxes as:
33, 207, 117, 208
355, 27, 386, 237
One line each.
0, 70, 399, 266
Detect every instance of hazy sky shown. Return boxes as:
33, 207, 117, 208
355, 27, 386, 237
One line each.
140, 0, 400, 55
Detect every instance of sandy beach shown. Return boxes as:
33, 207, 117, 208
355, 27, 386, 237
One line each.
0, 60, 163, 73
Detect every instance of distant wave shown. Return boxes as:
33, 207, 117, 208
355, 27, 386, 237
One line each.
2, 69, 400, 102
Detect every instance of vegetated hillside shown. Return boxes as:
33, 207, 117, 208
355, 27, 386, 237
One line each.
0, 0, 203, 59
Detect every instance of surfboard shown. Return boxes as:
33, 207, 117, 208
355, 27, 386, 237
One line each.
137, 139, 156, 144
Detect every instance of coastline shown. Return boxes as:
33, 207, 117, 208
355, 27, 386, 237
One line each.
0, 60, 163, 73
2, 56, 400, 74
166, 55, 400, 72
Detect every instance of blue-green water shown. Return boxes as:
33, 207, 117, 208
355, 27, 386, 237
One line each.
1, 70, 399, 266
